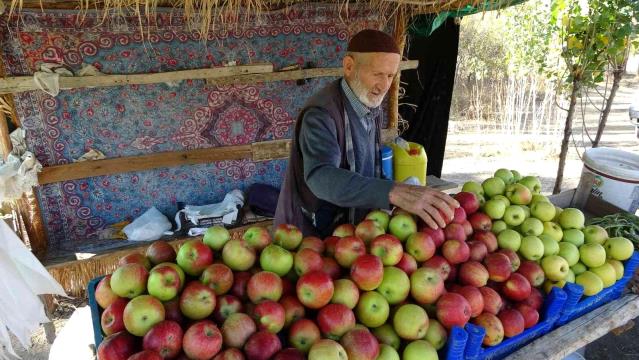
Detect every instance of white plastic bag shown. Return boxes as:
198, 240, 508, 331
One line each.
123, 207, 172, 242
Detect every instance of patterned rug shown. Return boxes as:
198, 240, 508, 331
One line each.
0, 4, 389, 256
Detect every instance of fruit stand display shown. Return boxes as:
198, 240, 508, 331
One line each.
88, 169, 639, 360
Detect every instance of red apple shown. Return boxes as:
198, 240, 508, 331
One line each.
296, 271, 334, 309
468, 241, 488, 262
462, 221, 473, 237
123, 295, 165, 337
201, 263, 234, 295
213, 348, 245, 360
252, 300, 286, 333
444, 223, 466, 241
451, 286, 484, 318
521, 287, 543, 310
405, 232, 436, 262
246, 225, 274, 250
231, 271, 251, 301
289, 318, 321, 353
179, 281, 216, 320
322, 257, 342, 280
410, 267, 445, 305
281, 277, 295, 297
515, 304, 540, 329
517, 261, 545, 287
436, 293, 471, 329
355, 219, 385, 245
448, 264, 459, 283
420, 227, 446, 247
145, 241, 177, 265
244, 331, 282, 360
142, 320, 183, 359
324, 236, 340, 256
422, 255, 452, 281
110, 263, 149, 299
333, 224, 356, 238
497, 249, 520, 272
479, 286, 504, 315
441, 239, 470, 265
484, 253, 512, 282
459, 261, 489, 287
454, 192, 480, 215
396, 252, 418, 275
370, 234, 403, 266
294, 248, 324, 276
162, 298, 184, 324
317, 303, 356, 340
128, 350, 163, 360
222, 240, 256, 271
468, 212, 492, 232
334, 236, 366, 267
350, 254, 383, 291
340, 328, 380, 360
274, 348, 305, 360
452, 207, 467, 224
498, 309, 525, 338
247, 271, 283, 303
473, 313, 504, 346
472, 231, 498, 252
436, 208, 453, 225
183, 320, 222, 360
331, 279, 360, 309
101, 298, 129, 336
280, 295, 305, 327
213, 294, 243, 323
502, 273, 532, 301
176, 240, 213, 276
95, 275, 122, 309
299, 236, 325, 253
119, 253, 152, 270
147, 263, 182, 302
97, 331, 137, 360
222, 312, 256, 348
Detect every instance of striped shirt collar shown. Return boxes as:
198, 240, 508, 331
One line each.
341, 77, 375, 121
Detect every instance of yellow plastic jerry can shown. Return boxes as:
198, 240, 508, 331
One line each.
390, 141, 428, 186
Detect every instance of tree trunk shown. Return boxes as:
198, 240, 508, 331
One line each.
592, 69, 623, 147
553, 79, 580, 194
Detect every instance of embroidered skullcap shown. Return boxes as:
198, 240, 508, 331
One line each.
347, 29, 400, 54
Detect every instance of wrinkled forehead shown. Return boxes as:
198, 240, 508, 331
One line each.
353, 52, 401, 73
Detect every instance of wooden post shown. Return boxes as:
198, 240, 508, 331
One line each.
0, 112, 10, 159
388, 7, 408, 131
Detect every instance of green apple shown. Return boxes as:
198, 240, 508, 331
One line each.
222, 239, 256, 271
562, 229, 585, 247
308, 339, 347, 360
377, 266, 410, 305
541, 255, 570, 281
583, 225, 609, 245
376, 344, 400, 360
579, 243, 607, 268
492, 195, 511, 208
259, 244, 293, 276
393, 304, 429, 340
372, 324, 400, 350
518, 176, 542, 194
553, 206, 563, 222
110, 263, 149, 299
355, 291, 390, 328
403, 340, 438, 360
558, 208, 585, 230
484, 199, 507, 220
202, 225, 230, 250
542, 221, 564, 242
424, 319, 448, 350
590, 263, 617, 287
604, 237, 635, 261
462, 181, 485, 198
566, 269, 576, 282
540, 234, 559, 256
520, 236, 545, 261
147, 264, 181, 301
492, 220, 508, 234
482, 177, 506, 198
123, 295, 165, 336
558, 242, 580, 266
608, 260, 625, 280
332, 279, 360, 309
520, 205, 531, 219
530, 201, 556, 222
571, 262, 587, 275
497, 229, 522, 251
505, 183, 533, 205
521, 218, 543, 236
503, 205, 526, 226
576, 271, 604, 296
388, 214, 417, 242
531, 194, 550, 204
495, 168, 515, 185
543, 279, 567, 293
511, 170, 522, 182
365, 210, 391, 232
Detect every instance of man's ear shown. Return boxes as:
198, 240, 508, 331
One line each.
343, 55, 355, 77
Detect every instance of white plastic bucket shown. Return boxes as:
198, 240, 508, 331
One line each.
580, 147, 639, 213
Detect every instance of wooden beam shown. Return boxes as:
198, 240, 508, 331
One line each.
0, 113, 11, 160
388, 9, 408, 130
0, 63, 274, 95
509, 294, 639, 360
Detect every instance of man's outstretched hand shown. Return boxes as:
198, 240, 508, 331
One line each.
388, 183, 459, 229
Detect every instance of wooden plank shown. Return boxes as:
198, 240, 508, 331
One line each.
252, 139, 290, 162
0, 63, 274, 95
509, 294, 639, 360
0, 113, 11, 159
388, 9, 408, 130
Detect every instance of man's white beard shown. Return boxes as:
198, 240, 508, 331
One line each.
350, 75, 385, 108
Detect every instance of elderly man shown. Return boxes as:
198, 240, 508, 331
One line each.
275, 29, 458, 237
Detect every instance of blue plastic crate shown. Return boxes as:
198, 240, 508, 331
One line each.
442, 326, 468, 360
87, 275, 106, 348
556, 251, 639, 326
463, 286, 568, 360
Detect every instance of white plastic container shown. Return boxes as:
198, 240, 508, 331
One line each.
579, 147, 639, 214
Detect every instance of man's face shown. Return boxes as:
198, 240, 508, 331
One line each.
343, 52, 401, 108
